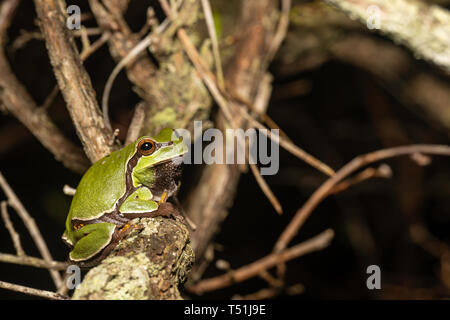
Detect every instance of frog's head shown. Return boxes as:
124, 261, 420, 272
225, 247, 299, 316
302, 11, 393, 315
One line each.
131, 128, 188, 200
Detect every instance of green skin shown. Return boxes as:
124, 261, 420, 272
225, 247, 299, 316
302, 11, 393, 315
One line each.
62, 128, 187, 265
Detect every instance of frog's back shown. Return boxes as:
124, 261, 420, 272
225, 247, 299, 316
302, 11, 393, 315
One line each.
68, 142, 136, 221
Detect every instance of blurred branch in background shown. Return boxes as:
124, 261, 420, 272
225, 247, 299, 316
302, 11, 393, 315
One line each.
0, 171, 66, 292
187, 229, 334, 295
276, 1, 450, 137
273, 145, 450, 278
34, 0, 116, 162
324, 0, 450, 74
184, 0, 281, 280
0, 0, 89, 173
0, 281, 67, 300
0, 0, 449, 300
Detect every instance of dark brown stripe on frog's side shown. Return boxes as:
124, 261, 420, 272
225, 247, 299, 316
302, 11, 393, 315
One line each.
71, 140, 174, 228
104, 148, 143, 224
72, 149, 143, 228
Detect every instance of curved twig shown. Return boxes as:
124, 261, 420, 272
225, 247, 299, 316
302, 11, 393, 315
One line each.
100, 20, 170, 131
0, 0, 89, 174
274, 144, 450, 253
187, 229, 334, 294
0, 253, 68, 270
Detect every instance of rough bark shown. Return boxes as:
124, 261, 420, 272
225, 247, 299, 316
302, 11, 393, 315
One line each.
0, 0, 89, 174
34, 0, 116, 162
73, 217, 194, 300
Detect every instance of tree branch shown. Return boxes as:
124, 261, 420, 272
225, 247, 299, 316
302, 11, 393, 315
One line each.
324, 0, 450, 73
0, 252, 68, 270
0, 0, 89, 174
34, 0, 115, 162
187, 229, 334, 294
0, 281, 67, 300
274, 144, 450, 253
0, 171, 63, 289
185, 0, 279, 272
72, 217, 194, 300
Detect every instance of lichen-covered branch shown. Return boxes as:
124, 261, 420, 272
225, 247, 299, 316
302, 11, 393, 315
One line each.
324, 0, 450, 73
73, 217, 194, 300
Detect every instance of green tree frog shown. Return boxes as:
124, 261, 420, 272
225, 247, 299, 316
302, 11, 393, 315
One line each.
62, 128, 188, 266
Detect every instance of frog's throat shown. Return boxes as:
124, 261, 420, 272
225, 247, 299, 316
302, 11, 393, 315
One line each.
148, 156, 183, 200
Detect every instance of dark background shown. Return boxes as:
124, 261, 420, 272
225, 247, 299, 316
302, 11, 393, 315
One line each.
0, 0, 449, 299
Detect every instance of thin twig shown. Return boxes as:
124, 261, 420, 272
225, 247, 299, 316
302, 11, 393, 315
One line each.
263, 0, 292, 67
258, 270, 283, 288
0, 253, 68, 270
0, 281, 68, 300
0, 171, 62, 289
328, 164, 392, 195
200, 0, 224, 89
71, 27, 103, 37
262, 114, 291, 140
177, 28, 234, 124
246, 73, 282, 214
57, 271, 71, 296
249, 163, 283, 214
1, 201, 25, 256
39, 85, 59, 110
158, 0, 174, 18
409, 224, 449, 259
178, 27, 335, 177
63, 185, 76, 196
239, 107, 336, 176
11, 28, 104, 52
274, 144, 450, 254
79, 27, 91, 55
179, 26, 284, 215
34, 0, 115, 162
40, 32, 110, 113
187, 229, 334, 294
101, 33, 152, 131
0, 0, 89, 174
125, 102, 146, 144
100, 21, 169, 131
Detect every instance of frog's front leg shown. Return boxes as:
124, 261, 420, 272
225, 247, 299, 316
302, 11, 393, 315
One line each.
119, 188, 180, 220
120, 199, 180, 220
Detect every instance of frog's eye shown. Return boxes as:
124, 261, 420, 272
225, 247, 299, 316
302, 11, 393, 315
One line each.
138, 138, 156, 156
